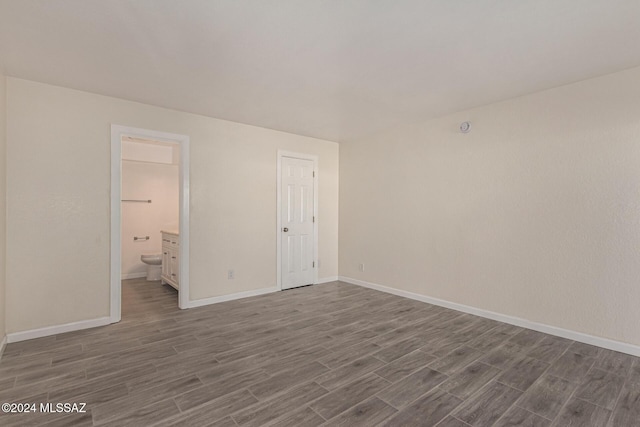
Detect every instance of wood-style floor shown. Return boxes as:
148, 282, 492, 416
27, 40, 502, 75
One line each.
1, 279, 639, 426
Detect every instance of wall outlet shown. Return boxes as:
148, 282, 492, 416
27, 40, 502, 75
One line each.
359, 263, 365, 272
228, 269, 234, 279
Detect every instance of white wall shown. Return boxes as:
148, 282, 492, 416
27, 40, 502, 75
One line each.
0, 74, 6, 349
121, 160, 179, 279
6, 78, 339, 334
340, 66, 640, 347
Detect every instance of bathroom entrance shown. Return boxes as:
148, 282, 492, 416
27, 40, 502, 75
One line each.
122, 137, 179, 303
110, 125, 190, 323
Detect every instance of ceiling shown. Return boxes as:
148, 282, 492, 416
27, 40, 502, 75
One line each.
1, 1, 639, 142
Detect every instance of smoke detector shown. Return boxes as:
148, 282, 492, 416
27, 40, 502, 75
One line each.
459, 121, 471, 133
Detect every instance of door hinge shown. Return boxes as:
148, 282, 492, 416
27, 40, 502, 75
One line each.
313, 216, 315, 223
313, 261, 315, 268
313, 171, 315, 177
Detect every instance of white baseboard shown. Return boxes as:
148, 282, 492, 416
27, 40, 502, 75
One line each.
0, 335, 6, 361
7, 317, 112, 343
121, 272, 147, 280
187, 286, 279, 309
187, 278, 337, 308
339, 276, 640, 357
316, 276, 339, 284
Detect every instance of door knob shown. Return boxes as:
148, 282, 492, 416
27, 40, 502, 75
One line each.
283, 227, 289, 232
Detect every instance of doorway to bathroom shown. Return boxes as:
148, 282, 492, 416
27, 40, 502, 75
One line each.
110, 125, 190, 323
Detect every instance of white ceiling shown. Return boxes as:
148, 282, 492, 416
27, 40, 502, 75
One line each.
1, 1, 639, 142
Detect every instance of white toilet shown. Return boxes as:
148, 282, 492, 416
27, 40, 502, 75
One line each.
140, 253, 162, 281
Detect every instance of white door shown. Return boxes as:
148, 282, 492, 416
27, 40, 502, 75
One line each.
281, 157, 315, 289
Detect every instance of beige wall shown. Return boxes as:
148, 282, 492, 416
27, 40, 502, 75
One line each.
6, 78, 339, 333
340, 66, 640, 346
0, 74, 6, 345
121, 160, 179, 278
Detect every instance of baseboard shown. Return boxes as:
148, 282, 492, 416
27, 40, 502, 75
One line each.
121, 272, 147, 280
187, 278, 338, 309
187, 286, 279, 309
316, 276, 339, 285
339, 276, 640, 357
0, 335, 6, 361
7, 317, 112, 343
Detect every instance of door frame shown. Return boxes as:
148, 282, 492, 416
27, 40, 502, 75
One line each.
276, 150, 319, 290
110, 124, 190, 323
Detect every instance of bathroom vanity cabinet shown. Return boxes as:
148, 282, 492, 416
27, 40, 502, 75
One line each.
161, 231, 179, 290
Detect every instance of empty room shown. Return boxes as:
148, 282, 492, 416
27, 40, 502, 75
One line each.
1, 1, 640, 426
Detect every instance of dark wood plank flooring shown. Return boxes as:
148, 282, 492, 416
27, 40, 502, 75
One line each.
1, 279, 639, 426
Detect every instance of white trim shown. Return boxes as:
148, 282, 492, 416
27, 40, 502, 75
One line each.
339, 276, 640, 357
316, 276, 339, 284
0, 336, 6, 361
121, 272, 148, 280
276, 150, 319, 290
6, 317, 111, 343
110, 128, 122, 322
178, 134, 191, 311
187, 287, 279, 308
111, 125, 191, 324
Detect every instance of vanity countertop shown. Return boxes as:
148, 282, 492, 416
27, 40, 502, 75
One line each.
161, 230, 179, 236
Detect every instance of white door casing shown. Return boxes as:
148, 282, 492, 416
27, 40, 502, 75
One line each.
110, 125, 190, 322
277, 152, 318, 290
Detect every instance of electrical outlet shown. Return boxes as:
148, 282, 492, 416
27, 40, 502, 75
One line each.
228, 269, 234, 279
359, 263, 365, 272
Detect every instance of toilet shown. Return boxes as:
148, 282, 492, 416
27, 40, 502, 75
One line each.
140, 253, 162, 281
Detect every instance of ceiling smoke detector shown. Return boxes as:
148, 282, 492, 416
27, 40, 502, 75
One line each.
459, 121, 471, 133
